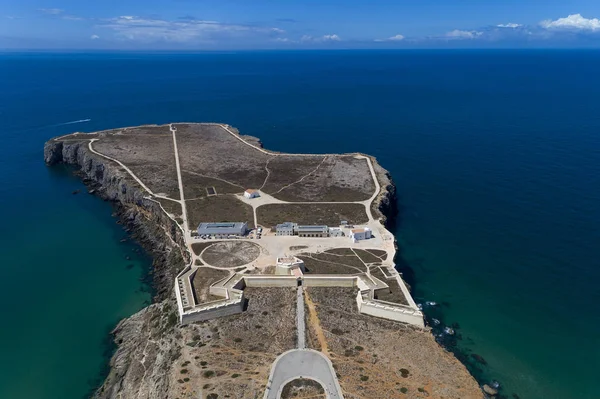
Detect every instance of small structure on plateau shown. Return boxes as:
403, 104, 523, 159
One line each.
244, 189, 260, 199
197, 222, 248, 238
275, 256, 305, 275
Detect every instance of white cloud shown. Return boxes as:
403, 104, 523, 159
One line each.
301, 34, 341, 42
540, 14, 600, 30
38, 8, 64, 15
91, 34, 100, 40
446, 29, 483, 39
375, 34, 405, 42
63, 15, 84, 21
497, 23, 522, 28
388, 34, 405, 41
99, 16, 281, 42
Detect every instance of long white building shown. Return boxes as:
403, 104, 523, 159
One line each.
197, 222, 248, 238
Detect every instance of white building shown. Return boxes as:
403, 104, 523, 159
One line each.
350, 227, 372, 242
328, 227, 344, 237
297, 225, 329, 238
244, 189, 260, 199
197, 222, 248, 238
276, 222, 297, 236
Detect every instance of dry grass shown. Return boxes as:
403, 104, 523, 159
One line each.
353, 249, 382, 264
181, 171, 244, 199
93, 126, 180, 198
191, 268, 230, 304
191, 241, 223, 256
305, 287, 483, 399
175, 124, 270, 189
186, 195, 255, 229
299, 250, 367, 275
269, 156, 375, 202
371, 268, 409, 306
201, 241, 261, 268
174, 288, 297, 398
261, 156, 325, 193
157, 199, 182, 218
257, 203, 368, 228
281, 378, 326, 399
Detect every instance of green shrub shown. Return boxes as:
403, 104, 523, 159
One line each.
400, 387, 408, 394
203, 370, 215, 378
166, 312, 178, 328
360, 375, 369, 381
231, 373, 241, 378
354, 345, 364, 351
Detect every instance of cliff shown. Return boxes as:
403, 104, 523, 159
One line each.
45, 138, 188, 397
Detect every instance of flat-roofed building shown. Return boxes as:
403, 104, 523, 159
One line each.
350, 227, 372, 242
297, 225, 329, 238
328, 227, 344, 237
276, 256, 305, 275
197, 222, 248, 238
276, 222, 297, 236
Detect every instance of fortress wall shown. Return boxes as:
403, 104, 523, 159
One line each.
394, 273, 419, 309
303, 276, 356, 287
181, 299, 244, 324
243, 276, 298, 287
209, 285, 230, 298
356, 292, 424, 327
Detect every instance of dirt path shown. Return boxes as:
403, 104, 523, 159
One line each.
304, 290, 330, 356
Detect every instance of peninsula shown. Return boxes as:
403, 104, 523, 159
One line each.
45, 123, 484, 399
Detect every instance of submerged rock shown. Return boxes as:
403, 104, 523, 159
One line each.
483, 384, 498, 396
470, 353, 487, 365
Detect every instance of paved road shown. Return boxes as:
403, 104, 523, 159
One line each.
296, 286, 306, 349
169, 124, 190, 237
263, 349, 343, 399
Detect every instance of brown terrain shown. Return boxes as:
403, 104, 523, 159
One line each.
305, 287, 482, 399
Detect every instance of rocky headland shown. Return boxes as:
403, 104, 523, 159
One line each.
45, 124, 485, 399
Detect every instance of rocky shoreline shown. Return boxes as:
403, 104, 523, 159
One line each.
45, 129, 486, 399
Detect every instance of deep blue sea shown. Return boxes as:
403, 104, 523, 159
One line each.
1, 50, 598, 399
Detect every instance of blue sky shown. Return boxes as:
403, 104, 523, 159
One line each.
2, 0, 600, 49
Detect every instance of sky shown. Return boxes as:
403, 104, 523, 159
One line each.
1, 0, 600, 49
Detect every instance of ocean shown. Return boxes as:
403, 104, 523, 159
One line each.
0, 50, 598, 399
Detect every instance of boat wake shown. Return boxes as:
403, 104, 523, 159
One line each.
57, 119, 91, 126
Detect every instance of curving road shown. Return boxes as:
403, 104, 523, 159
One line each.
263, 349, 343, 399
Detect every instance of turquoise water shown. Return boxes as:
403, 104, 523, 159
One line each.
1, 50, 599, 398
